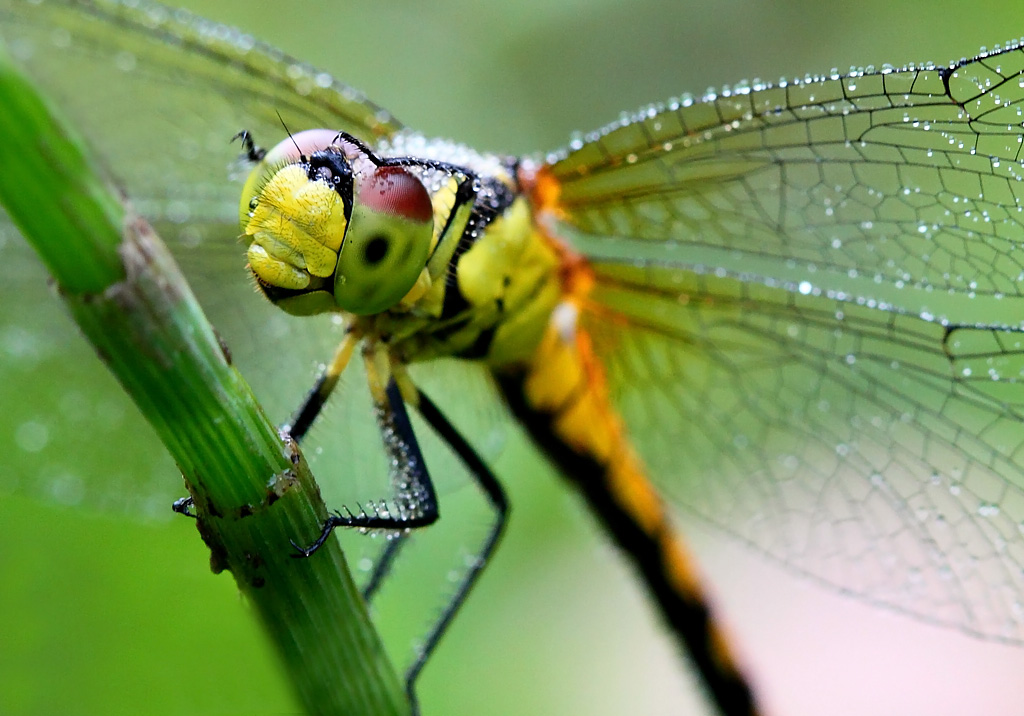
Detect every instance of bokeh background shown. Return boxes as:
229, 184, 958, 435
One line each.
3, 1, 1024, 715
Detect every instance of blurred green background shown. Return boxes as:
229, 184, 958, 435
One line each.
3, 1, 1024, 715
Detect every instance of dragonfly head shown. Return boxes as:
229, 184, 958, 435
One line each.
239, 128, 434, 316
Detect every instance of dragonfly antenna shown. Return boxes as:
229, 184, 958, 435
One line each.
276, 111, 307, 163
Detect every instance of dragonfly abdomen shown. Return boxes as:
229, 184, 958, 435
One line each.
495, 292, 762, 716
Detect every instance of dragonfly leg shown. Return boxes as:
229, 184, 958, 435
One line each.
287, 344, 508, 712
284, 331, 359, 442
231, 129, 266, 163
173, 332, 358, 520
398, 387, 509, 716
291, 378, 441, 557
360, 535, 408, 603
171, 496, 196, 518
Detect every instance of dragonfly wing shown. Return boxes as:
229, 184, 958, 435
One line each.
539, 44, 1024, 641
582, 262, 1024, 643
0, 0, 402, 513
0, 0, 402, 226
544, 43, 1024, 323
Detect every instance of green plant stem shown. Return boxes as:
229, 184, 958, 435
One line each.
0, 44, 406, 716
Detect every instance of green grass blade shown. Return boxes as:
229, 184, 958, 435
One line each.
0, 42, 407, 716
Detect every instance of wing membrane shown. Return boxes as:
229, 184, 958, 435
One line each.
0, 0, 405, 512
542, 42, 1024, 640
547, 43, 1024, 321
0, 0, 508, 517
0, 0, 401, 226
584, 261, 1024, 641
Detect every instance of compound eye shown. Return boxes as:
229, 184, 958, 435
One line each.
333, 166, 434, 315
265, 129, 341, 165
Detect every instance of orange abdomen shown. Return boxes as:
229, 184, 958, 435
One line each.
495, 277, 762, 716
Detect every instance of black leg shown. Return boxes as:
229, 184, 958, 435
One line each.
285, 370, 332, 442
292, 377, 509, 716
291, 378, 441, 557
400, 388, 509, 716
281, 348, 508, 716
175, 334, 353, 520
283, 333, 358, 442
360, 535, 408, 602
232, 129, 266, 162
171, 496, 196, 518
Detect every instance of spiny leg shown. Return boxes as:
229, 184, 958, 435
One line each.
291, 377, 440, 556
282, 334, 417, 602
398, 387, 509, 715
232, 129, 266, 163
353, 383, 510, 609
360, 533, 407, 603
286, 341, 509, 714
293, 367, 509, 715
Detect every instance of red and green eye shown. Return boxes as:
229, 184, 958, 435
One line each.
332, 165, 434, 315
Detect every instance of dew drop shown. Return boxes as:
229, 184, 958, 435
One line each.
15, 420, 49, 453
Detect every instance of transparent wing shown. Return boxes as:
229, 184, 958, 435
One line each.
584, 264, 1024, 643
542, 44, 1024, 641
0, 0, 506, 528
545, 43, 1024, 319
0, 0, 401, 222
0, 0, 407, 512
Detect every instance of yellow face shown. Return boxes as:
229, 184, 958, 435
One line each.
239, 129, 434, 316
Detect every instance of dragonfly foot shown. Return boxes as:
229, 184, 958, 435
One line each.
232, 129, 266, 162
171, 496, 196, 519
290, 513, 346, 558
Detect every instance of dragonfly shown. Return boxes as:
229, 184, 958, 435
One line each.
3, 1, 1024, 715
